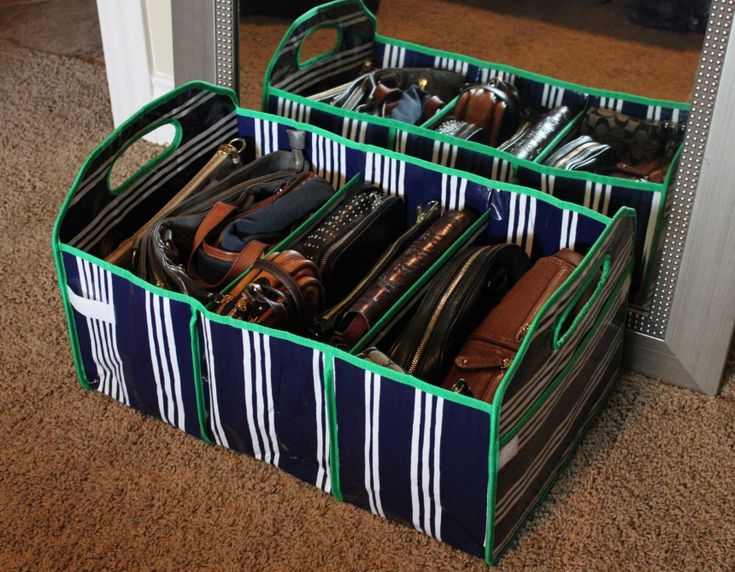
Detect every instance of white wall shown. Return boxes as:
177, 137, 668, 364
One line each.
96, 0, 175, 144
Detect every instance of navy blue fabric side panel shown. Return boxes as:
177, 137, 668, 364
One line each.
398, 130, 516, 185
493, 290, 628, 557
62, 251, 201, 436
517, 166, 655, 297
199, 317, 331, 492
267, 94, 392, 150
334, 358, 490, 558
485, 189, 607, 260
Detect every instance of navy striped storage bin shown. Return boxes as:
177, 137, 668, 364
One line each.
53, 82, 634, 564
263, 0, 686, 304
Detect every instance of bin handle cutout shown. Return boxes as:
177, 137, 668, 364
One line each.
298, 25, 343, 70
552, 254, 611, 349
107, 119, 183, 196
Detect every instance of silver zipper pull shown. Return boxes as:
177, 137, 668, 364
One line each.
416, 200, 441, 224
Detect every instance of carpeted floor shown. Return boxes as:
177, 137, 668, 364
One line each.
2, 4, 735, 570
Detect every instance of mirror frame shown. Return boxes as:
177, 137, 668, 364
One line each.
172, 0, 735, 395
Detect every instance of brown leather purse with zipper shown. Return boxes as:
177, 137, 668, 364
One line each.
215, 250, 324, 334
442, 248, 583, 403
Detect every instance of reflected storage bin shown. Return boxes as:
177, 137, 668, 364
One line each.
53, 82, 635, 564
263, 0, 685, 304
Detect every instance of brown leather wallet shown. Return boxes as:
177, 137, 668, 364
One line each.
441, 248, 583, 403
334, 209, 476, 347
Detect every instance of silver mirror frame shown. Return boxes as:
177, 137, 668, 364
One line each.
172, 0, 735, 395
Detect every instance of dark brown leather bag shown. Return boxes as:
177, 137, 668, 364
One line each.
441, 248, 583, 403
334, 209, 476, 347
215, 250, 323, 334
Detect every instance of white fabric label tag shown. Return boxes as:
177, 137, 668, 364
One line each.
498, 436, 519, 470
66, 286, 116, 324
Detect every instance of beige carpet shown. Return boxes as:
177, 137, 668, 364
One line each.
2, 7, 735, 570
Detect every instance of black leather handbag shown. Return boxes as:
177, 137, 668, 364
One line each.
386, 243, 531, 385
293, 184, 404, 306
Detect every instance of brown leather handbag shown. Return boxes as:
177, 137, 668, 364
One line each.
333, 209, 476, 347
215, 250, 324, 334
442, 248, 583, 403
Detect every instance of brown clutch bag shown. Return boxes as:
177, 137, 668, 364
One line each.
441, 248, 583, 403
333, 209, 476, 347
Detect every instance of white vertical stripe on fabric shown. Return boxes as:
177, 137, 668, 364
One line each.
646, 105, 654, 120
152, 294, 176, 425
271, 120, 278, 153
374, 153, 383, 189
516, 193, 527, 247
358, 121, 367, 143
440, 174, 447, 208
491, 157, 500, 181
560, 209, 570, 249
78, 260, 106, 397
432, 141, 440, 165
313, 350, 326, 489
88, 263, 113, 398
145, 290, 168, 423
672, 108, 680, 123
325, 137, 333, 185
655, 106, 662, 121
548, 175, 555, 195
365, 152, 374, 185
263, 335, 279, 468
105, 271, 129, 406
92, 264, 117, 400
241, 329, 261, 458
363, 370, 377, 515
382, 44, 390, 67
592, 183, 602, 212
541, 84, 550, 107
440, 142, 450, 167
304, 103, 311, 124
205, 319, 229, 447
341, 118, 349, 139
450, 176, 458, 211
410, 389, 424, 533
433, 398, 444, 541
458, 178, 467, 211
616, 99, 624, 112
322, 354, 331, 493
255, 118, 263, 156
526, 197, 537, 258
163, 298, 186, 431
507, 192, 517, 244
584, 181, 592, 209
252, 332, 273, 464
371, 373, 385, 518
389, 156, 398, 196
602, 185, 611, 216
399, 47, 406, 67
340, 142, 348, 189
398, 158, 406, 197
421, 392, 434, 536
499, 160, 509, 183
449, 146, 458, 170
556, 87, 564, 107
569, 211, 578, 248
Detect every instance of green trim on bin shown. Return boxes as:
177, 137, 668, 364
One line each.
324, 355, 343, 500
350, 212, 490, 353
107, 118, 183, 196
418, 94, 460, 129
235, 106, 612, 226
500, 266, 631, 447
553, 254, 612, 349
376, 34, 691, 111
484, 402, 500, 564
189, 307, 212, 443
261, 0, 378, 112
51, 225, 91, 389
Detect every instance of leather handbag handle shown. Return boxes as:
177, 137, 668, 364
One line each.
264, 0, 377, 99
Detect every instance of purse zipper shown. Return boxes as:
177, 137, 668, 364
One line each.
406, 247, 486, 375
